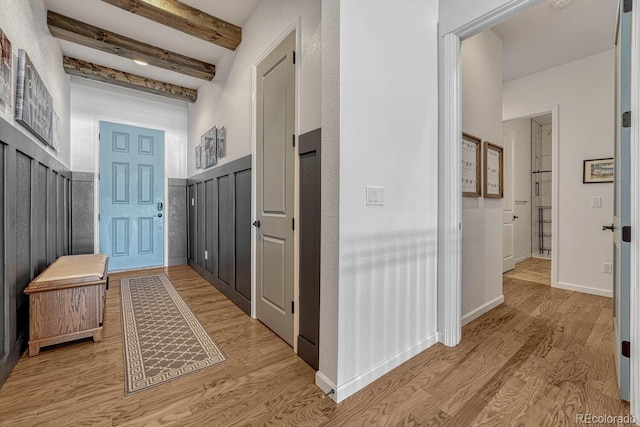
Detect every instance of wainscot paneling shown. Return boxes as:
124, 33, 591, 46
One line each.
187, 155, 251, 314
0, 117, 71, 387
298, 128, 321, 370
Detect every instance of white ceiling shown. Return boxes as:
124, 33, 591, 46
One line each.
492, 0, 618, 82
43, 0, 260, 90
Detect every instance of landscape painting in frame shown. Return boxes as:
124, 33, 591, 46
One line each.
0, 28, 12, 107
583, 158, 614, 183
15, 49, 54, 146
202, 126, 217, 168
217, 126, 226, 158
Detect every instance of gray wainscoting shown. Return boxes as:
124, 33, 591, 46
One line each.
187, 156, 252, 314
168, 178, 187, 266
71, 172, 95, 255
0, 117, 71, 387
298, 128, 321, 370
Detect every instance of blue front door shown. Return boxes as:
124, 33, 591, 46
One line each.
99, 121, 165, 271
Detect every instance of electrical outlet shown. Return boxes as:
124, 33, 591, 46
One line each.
204, 250, 208, 261
602, 263, 612, 274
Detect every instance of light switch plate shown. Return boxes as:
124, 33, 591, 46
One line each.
366, 186, 384, 206
192, 198, 195, 206
603, 262, 612, 274
591, 196, 602, 208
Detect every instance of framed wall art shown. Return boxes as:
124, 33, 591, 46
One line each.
0, 28, 12, 107
217, 126, 226, 158
15, 49, 54, 146
202, 126, 217, 168
462, 132, 482, 197
583, 158, 613, 183
484, 141, 503, 199
195, 144, 202, 169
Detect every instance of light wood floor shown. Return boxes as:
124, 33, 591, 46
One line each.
0, 265, 631, 426
504, 257, 551, 286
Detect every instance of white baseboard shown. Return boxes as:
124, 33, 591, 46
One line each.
515, 254, 532, 264
437, 331, 445, 344
330, 332, 438, 403
462, 295, 504, 326
555, 281, 612, 298
315, 371, 337, 402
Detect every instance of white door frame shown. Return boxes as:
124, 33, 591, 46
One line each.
438, 0, 639, 417
503, 106, 559, 287
251, 19, 301, 351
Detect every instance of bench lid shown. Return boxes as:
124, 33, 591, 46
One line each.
28, 254, 108, 290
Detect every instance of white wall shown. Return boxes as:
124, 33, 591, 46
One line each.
319, 0, 439, 403
461, 29, 505, 322
70, 79, 188, 179
317, 0, 340, 396
187, 0, 321, 177
503, 49, 615, 296
0, 0, 71, 167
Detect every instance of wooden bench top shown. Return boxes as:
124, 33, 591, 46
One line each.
25, 254, 109, 294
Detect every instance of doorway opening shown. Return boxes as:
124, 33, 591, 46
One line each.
503, 112, 555, 288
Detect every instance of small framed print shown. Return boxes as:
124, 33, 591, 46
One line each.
583, 158, 613, 183
202, 126, 217, 168
462, 132, 482, 197
195, 144, 202, 169
217, 126, 226, 158
484, 142, 503, 199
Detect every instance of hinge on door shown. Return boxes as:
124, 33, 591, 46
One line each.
622, 340, 631, 358
292, 134, 296, 148
98, 214, 100, 221
291, 301, 295, 314
292, 218, 295, 230
623, 226, 632, 242
292, 50, 296, 64
623, 111, 631, 128
624, 0, 632, 13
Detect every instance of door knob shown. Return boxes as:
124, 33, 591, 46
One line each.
513, 215, 519, 220
157, 213, 163, 218
252, 220, 261, 227
602, 224, 614, 231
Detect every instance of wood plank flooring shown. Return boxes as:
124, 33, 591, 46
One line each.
0, 265, 631, 426
504, 258, 551, 286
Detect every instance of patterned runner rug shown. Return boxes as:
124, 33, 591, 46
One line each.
120, 274, 227, 394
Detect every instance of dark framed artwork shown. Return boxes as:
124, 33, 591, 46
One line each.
15, 49, 54, 146
202, 126, 217, 168
0, 28, 12, 107
195, 144, 202, 169
583, 158, 614, 183
484, 142, 504, 199
217, 126, 226, 158
462, 132, 482, 197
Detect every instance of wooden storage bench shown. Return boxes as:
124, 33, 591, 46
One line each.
24, 254, 109, 356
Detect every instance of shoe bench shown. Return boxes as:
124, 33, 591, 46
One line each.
24, 254, 109, 356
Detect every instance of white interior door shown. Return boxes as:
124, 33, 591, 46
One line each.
255, 32, 296, 346
613, 0, 630, 401
503, 130, 516, 272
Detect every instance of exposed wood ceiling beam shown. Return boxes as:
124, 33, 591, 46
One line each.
101, 0, 242, 50
63, 56, 197, 103
48, 11, 215, 81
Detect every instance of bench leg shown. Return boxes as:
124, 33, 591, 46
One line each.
28, 342, 40, 357
92, 329, 103, 342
